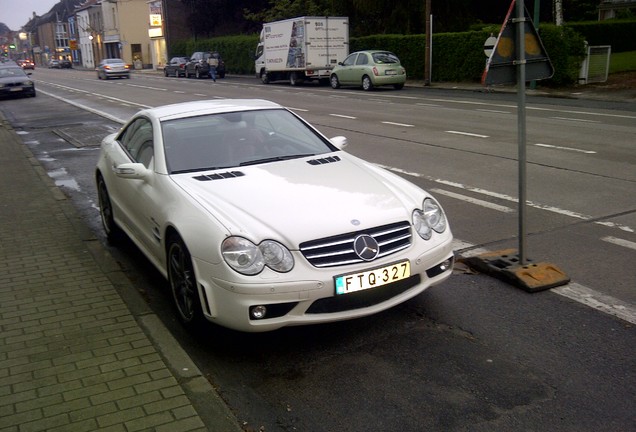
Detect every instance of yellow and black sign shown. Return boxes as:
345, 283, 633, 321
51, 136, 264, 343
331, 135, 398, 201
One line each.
481, 0, 554, 86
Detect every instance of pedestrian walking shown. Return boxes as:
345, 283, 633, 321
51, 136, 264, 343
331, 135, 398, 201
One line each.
208, 52, 219, 82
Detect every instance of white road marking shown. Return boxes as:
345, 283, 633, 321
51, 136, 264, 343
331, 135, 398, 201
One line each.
476, 109, 511, 114
446, 130, 489, 138
451, 240, 489, 257
382, 121, 414, 127
454, 240, 636, 325
601, 236, 636, 251
535, 143, 597, 154
550, 116, 601, 123
38, 89, 127, 124
125, 84, 167, 91
330, 114, 357, 119
552, 283, 636, 325
431, 188, 514, 213
381, 166, 635, 234
288, 107, 309, 112
424, 97, 636, 120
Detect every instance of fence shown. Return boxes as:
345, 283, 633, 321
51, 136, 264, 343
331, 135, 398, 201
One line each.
578, 45, 611, 84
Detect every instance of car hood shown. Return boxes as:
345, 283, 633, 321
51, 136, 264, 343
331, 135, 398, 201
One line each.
0, 75, 30, 84
170, 153, 427, 247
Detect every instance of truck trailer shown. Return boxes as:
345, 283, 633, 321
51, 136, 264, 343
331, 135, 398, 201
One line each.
255, 16, 349, 86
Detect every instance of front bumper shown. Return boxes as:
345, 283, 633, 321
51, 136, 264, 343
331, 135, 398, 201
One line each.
192, 234, 454, 332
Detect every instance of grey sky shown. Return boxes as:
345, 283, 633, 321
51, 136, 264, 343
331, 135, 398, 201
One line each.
1, 0, 59, 31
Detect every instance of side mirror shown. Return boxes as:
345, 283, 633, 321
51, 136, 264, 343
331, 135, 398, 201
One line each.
113, 163, 151, 180
330, 136, 348, 150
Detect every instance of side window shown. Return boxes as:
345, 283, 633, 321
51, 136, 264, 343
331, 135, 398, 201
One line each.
343, 54, 357, 66
118, 118, 154, 168
355, 54, 368, 65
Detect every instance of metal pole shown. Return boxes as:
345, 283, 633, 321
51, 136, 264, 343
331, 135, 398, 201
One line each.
530, 0, 540, 90
424, 0, 431, 85
516, 0, 527, 265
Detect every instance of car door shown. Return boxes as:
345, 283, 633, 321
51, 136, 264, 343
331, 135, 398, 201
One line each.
167, 58, 178, 75
109, 117, 163, 259
338, 53, 359, 84
352, 52, 370, 84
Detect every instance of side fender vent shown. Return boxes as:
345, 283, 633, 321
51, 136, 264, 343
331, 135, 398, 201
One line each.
194, 171, 245, 181
307, 155, 341, 166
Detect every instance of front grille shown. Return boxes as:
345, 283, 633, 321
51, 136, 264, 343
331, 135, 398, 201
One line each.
299, 221, 412, 268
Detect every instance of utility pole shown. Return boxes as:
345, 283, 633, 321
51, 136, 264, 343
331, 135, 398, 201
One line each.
424, 0, 431, 85
554, 0, 564, 26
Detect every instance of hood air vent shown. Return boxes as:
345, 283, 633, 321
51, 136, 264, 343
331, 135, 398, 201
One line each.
307, 155, 341, 166
194, 171, 245, 181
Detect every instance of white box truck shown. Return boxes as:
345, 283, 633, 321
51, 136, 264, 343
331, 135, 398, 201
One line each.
255, 16, 349, 86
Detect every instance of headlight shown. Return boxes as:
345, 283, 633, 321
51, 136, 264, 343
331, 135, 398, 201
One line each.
222, 237, 294, 275
412, 198, 447, 240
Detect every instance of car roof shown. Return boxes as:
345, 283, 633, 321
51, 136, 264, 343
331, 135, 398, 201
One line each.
139, 99, 283, 122
352, 50, 395, 54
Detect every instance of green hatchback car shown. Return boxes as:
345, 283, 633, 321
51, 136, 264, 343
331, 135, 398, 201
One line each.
330, 50, 406, 91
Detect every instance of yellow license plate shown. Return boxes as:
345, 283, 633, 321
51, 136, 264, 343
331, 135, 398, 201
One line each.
335, 260, 410, 295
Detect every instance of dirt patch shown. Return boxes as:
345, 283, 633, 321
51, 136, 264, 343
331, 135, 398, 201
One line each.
589, 71, 636, 90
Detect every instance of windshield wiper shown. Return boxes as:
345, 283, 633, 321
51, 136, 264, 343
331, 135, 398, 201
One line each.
239, 154, 315, 167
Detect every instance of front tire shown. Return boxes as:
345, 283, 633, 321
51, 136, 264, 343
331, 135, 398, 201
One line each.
97, 175, 123, 244
168, 235, 203, 327
261, 70, 270, 84
362, 75, 374, 91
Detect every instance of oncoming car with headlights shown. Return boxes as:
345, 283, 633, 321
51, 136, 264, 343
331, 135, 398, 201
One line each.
95, 99, 453, 332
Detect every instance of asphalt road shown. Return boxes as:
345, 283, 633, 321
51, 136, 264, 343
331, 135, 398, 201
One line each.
1, 68, 634, 431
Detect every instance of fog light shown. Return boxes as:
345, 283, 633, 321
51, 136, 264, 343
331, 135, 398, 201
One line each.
425, 257, 454, 278
439, 259, 452, 272
250, 305, 267, 320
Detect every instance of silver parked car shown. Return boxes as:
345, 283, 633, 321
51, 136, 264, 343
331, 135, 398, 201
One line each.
96, 58, 131, 80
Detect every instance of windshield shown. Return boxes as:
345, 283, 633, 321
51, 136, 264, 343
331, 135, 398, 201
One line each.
162, 108, 338, 174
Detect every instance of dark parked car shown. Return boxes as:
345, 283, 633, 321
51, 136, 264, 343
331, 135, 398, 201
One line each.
184, 51, 225, 79
60, 59, 72, 68
164, 56, 188, 77
0, 64, 36, 98
96, 58, 131, 80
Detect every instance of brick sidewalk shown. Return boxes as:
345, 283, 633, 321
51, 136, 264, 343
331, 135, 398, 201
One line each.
0, 115, 241, 431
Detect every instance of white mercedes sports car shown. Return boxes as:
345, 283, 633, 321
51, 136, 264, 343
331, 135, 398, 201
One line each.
95, 99, 454, 332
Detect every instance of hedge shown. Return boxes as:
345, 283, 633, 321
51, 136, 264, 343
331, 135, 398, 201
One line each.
169, 19, 632, 86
